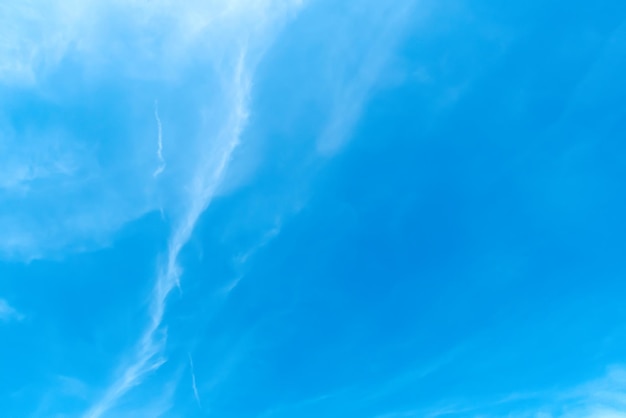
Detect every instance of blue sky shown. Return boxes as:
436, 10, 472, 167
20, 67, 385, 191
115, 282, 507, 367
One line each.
1, 1, 626, 417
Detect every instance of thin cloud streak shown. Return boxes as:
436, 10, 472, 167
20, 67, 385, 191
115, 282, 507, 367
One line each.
153, 100, 166, 178
189, 354, 201, 408
82, 51, 251, 418
317, 0, 419, 156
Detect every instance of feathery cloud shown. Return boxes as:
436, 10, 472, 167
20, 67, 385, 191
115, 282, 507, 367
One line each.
0, 0, 301, 261
81, 2, 304, 416
82, 50, 251, 418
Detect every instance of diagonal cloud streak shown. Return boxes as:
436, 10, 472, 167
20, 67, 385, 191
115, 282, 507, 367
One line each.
83, 50, 251, 418
317, 0, 419, 156
0, 0, 302, 261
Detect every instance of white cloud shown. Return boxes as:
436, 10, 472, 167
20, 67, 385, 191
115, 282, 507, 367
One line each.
0, 298, 23, 322
316, 0, 420, 156
0, 0, 305, 262
233, 218, 282, 265
77, 2, 304, 417
388, 366, 626, 418
152, 100, 165, 178
1, 0, 425, 415
506, 367, 626, 418
82, 50, 251, 418
0, 0, 416, 261
189, 354, 202, 408
554, 366, 626, 418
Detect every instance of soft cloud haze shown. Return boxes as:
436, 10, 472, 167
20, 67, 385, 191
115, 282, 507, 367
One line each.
0, 298, 23, 322
1, 1, 625, 417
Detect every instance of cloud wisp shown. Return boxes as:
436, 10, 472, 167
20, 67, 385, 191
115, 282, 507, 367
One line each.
82, 2, 305, 415
189, 354, 201, 408
82, 50, 251, 418
316, 0, 419, 156
2, 0, 429, 416
382, 366, 626, 418
0, 298, 23, 322
536, 366, 626, 418
0, 0, 411, 261
0, 0, 298, 261
153, 100, 166, 178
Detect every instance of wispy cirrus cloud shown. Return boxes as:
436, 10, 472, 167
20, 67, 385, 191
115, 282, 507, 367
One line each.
0, 298, 23, 322
3, 1, 425, 416
316, 0, 421, 156
189, 354, 201, 408
82, 51, 253, 418
529, 366, 626, 418
78, 2, 304, 417
0, 0, 301, 262
0, 0, 415, 261
152, 100, 165, 178
378, 366, 626, 418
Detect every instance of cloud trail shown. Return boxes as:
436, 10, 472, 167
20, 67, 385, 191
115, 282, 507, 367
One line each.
153, 100, 166, 178
189, 354, 201, 408
82, 50, 251, 418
